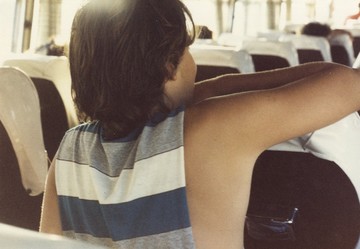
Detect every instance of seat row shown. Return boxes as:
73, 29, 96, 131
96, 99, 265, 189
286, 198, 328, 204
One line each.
191, 32, 356, 81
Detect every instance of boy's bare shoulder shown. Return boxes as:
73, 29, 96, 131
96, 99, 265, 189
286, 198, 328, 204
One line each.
184, 96, 264, 158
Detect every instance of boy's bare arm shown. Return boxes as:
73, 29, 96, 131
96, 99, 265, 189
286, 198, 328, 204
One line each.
188, 62, 360, 152
192, 62, 345, 104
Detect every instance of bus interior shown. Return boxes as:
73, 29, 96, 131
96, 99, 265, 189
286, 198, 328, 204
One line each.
0, 0, 359, 248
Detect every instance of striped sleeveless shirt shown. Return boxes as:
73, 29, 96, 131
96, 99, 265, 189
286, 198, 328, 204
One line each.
55, 106, 195, 248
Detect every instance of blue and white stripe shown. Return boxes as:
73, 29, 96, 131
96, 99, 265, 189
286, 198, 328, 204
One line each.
55, 106, 195, 248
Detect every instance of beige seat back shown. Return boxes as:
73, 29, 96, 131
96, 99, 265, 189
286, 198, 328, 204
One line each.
0, 67, 47, 196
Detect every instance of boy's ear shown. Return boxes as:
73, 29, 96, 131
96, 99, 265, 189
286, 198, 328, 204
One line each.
166, 62, 177, 81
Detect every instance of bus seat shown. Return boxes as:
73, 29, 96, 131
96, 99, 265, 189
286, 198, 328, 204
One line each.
271, 112, 360, 202
331, 45, 351, 66
217, 34, 299, 71
345, 28, 360, 57
217, 32, 245, 47
193, 38, 218, 46
239, 39, 299, 72
2, 53, 78, 128
246, 112, 360, 248
31, 77, 68, 160
0, 67, 48, 230
329, 33, 355, 66
279, 34, 332, 63
246, 150, 360, 249
256, 29, 287, 41
353, 36, 360, 58
190, 44, 255, 81
2, 54, 77, 159
283, 23, 304, 35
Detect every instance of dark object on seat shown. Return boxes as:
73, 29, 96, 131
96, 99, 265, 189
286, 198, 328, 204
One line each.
195, 65, 239, 82
245, 150, 360, 249
0, 121, 43, 231
331, 45, 351, 66
31, 77, 68, 160
297, 49, 324, 63
251, 55, 290, 72
246, 207, 299, 241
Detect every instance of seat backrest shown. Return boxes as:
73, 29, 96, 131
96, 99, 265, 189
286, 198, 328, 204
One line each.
217, 32, 245, 47
2, 53, 78, 128
353, 36, 360, 57
246, 150, 360, 249
190, 44, 255, 81
0, 121, 44, 230
329, 33, 355, 66
344, 28, 360, 56
297, 49, 324, 63
195, 65, 239, 82
270, 112, 360, 201
250, 54, 291, 72
246, 111, 360, 248
239, 39, 299, 71
31, 77, 68, 160
256, 29, 286, 41
279, 34, 332, 63
0, 67, 48, 230
330, 45, 351, 66
2, 54, 77, 159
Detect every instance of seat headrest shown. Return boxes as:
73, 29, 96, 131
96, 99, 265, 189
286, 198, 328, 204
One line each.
2, 54, 78, 128
190, 44, 255, 73
279, 34, 332, 62
240, 39, 299, 67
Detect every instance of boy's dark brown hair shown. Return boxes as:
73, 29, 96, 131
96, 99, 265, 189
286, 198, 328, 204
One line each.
69, 0, 195, 139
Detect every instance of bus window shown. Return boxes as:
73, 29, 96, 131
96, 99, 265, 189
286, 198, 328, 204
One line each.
0, 0, 25, 55
183, 0, 234, 38
29, 0, 86, 54
2, 0, 360, 55
232, 0, 271, 36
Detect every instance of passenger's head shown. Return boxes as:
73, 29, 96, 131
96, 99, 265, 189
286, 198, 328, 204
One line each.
196, 25, 213, 39
69, 0, 195, 138
301, 22, 332, 38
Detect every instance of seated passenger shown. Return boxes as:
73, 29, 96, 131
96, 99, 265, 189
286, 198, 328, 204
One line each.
33, 36, 67, 56
344, 2, 360, 25
40, 1, 360, 248
301, 21, 353, 41
196, 25, 213, 39
301, 22, 332, 37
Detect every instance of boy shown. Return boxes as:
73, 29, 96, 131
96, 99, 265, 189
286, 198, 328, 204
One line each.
41, 0, 360, 248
